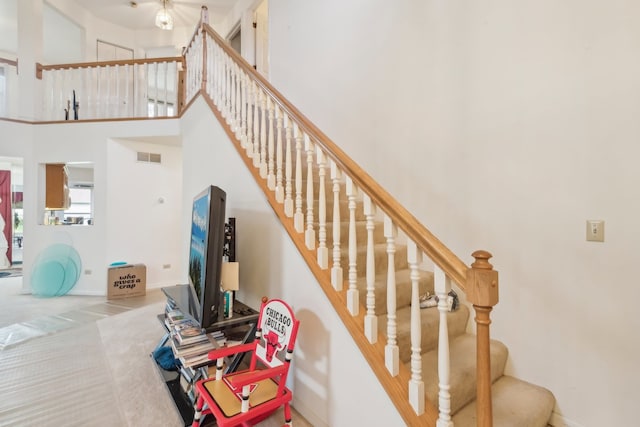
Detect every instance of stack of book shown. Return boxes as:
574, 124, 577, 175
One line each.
170, 329, 227, 368
161, 303, 242, 401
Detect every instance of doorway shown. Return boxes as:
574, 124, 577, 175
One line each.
254, 0, 269, 79
0, 156, 23, 269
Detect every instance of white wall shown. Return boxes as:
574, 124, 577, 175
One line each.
5, 118, 183, 296
267, 1, 640, 426
180, 97, 405, 427
105, 137, 183, 289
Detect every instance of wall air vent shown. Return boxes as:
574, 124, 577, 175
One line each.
137, 152, 162, 164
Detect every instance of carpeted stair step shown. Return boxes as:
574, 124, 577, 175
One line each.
357, 268, 434, 315
420, 334, 509, 415
322, 220, 386, 246
452, 375, 555, 427
340, 242, 408, 278
381, 303, 470, 363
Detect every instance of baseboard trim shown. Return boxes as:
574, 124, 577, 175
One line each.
549, 411, 585, 427
292, 396, 328, 427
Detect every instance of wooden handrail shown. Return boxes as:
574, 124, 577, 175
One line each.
0, 57, 18, 67
201, 23, 469, 288
35, 56, 185, 79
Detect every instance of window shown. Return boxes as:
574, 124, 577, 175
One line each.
63, 187, 93, 225
147, 99, 175, 117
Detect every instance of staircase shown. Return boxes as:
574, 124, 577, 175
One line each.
183, 15, 556, 427
33, 10, 556, 425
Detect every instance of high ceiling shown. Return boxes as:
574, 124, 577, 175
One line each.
71, 0, 239, 30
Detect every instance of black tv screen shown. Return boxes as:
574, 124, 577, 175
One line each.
188, 185, 226, 330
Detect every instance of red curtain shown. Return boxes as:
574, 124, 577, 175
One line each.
0, 171, 11, 264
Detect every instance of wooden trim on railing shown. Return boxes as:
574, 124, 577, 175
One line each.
0, 116, 179, 125
202, 23, 469, 288
0, 57, 18, 67
35, 56, 185, 79
467, 251, 499, 427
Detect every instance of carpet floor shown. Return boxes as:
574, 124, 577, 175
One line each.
0, 277, 311, 427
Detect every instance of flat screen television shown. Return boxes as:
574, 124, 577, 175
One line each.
188, 185, 227, 330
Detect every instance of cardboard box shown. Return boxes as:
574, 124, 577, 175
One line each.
107, 264, 146, 299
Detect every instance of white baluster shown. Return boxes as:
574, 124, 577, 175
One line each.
246, 78, 254, 158
164, 61, 169, 116
275, 105, 284, 202
408, 240, 425, 415
227, 61, 234, 123
234, 64, 240, 128
364, 194, 377, 343
96, 66, 103, 118
384, 215, 399, 376
220, 52, 229, 122
212, 42, 217, 96
216, 46, 223, 108
141, 63, 149, 117
235, 65, 242, 135
267, 98, 276, 190
252, 82, 261, 164
42, 71, 51, 120
435, 266, 453, 427
124, 64, 131, 118
293, 123, 304, 233
346, 177, 358, 315
239, 72, 248, 147
207, 40, 214, 96
107, 65, 113, 118
330, 161, 342, 290
226, 55, 232, 122
259, 91, 267, 176
284, 115, 294, 217
154, 62, 160, 117
116, 64, 122, 117
304, 134, 315, 250
316, 147, 328, 269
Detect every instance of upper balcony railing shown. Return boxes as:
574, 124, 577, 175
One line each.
34, 57, 184, 121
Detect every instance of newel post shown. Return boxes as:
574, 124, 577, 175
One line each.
200, 6, 208, 93
466, 250, 499, 427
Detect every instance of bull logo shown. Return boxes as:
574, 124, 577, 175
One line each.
263, 330, 286, 362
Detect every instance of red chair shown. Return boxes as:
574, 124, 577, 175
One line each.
192, 298, 300, 427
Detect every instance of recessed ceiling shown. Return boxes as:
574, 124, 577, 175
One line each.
71, 0, 239, 30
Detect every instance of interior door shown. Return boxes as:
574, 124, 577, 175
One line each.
254, 0, 269, 79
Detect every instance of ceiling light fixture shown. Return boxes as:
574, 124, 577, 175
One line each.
155, 0, 173, 30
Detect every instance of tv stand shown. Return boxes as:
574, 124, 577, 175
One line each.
154, 285, 259, 426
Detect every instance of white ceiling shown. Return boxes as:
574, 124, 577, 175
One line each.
70, 0, 239, 30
